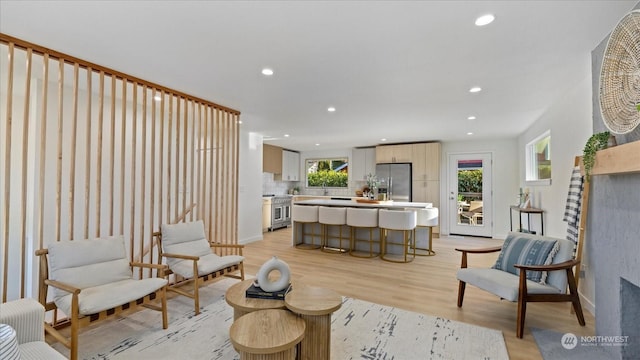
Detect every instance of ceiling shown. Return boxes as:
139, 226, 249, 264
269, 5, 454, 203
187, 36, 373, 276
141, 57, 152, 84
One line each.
0, 1, 637, 151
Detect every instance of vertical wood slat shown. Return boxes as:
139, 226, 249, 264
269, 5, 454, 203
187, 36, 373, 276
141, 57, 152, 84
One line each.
83, 68, 92, 239
96, 71, 105, 237
139, 85, 148, 269
69, 63, 79, 240
37, 53, 50, 250
196, 103, 202, 223
19, 49, 33, 296
2, 42, 14, 302
119, 79, 127, 236
109, 76, 116, 236
158, 91, 165, 230
190, 100, 195, 222
208, 107, 216, 242
149, 88, 157, 275
55, 58, 64, 243
233, 113, 240, 248
129, 83, 138, 260
167, 95, 173, 224
182, 99, 188, 220
175, 98, 181, 221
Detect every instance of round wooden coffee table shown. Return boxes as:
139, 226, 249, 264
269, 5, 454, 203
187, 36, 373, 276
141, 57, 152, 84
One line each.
229, 309, 305, 360
284, 286, 342, 360
225, 279, 287, 320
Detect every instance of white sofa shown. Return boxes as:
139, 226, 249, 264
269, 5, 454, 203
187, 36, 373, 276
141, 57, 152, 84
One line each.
0, 298, 66, 359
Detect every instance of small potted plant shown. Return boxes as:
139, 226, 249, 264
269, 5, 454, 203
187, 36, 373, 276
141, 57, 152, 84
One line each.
582, 131, 613, 180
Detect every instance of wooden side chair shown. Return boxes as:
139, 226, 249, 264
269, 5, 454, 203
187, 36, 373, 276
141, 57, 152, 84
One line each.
155, 220, 245, 315
35, 235, 168, 360
456, 231, 585, 338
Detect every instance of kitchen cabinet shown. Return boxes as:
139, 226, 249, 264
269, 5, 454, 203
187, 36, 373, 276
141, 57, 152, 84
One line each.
375, 144, 412, 163
412, 142, 441, 181
281, 150, 300, 181
351, 147, 376, 181
263, 144, 283, 174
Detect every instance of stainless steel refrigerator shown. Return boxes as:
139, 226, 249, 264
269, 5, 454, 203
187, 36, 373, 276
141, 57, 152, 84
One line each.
375, 163, 412, 202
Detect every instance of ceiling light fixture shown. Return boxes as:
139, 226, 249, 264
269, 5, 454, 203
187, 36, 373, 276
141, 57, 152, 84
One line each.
381, 138, 387, 142
467, 132, 474, 135
467, 116, 476, 120
261, 68, 274, 76
154, 95, 161, 102
284, 134, 290, 137
327, 106, 336, 112
475, 14, 495, 26
315, 143, 320, 146
469, 87, 482, 93
237, 120, 243, 124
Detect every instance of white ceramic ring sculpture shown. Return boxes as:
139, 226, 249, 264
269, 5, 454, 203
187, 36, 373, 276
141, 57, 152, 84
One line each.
256, 256, 291, 292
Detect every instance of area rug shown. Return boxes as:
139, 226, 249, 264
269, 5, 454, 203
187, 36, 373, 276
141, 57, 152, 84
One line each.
531, 327, 615, 360
52, 278, 509, 359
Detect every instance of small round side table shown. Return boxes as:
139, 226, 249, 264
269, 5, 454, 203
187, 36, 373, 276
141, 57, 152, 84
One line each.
225, 279, 286, 320
284, 286, 342, 360
229, 309, 305, 360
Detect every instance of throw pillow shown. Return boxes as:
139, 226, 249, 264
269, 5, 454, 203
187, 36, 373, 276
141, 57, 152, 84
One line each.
492, 234, 559, 284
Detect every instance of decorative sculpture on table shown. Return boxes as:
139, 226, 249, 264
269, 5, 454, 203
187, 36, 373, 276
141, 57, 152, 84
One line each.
256, 256, 291, 292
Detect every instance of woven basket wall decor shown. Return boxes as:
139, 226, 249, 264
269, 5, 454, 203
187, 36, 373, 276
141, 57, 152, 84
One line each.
599, 10, 640, 134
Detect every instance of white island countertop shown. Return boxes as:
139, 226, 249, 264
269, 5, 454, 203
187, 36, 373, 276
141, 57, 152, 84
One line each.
293, 199, 433, 209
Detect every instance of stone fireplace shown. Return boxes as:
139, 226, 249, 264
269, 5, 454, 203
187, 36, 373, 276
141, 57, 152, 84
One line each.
589, 5, 640, 358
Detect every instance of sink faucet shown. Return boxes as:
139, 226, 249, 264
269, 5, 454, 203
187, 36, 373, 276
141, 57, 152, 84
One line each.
322, 182, 328, 196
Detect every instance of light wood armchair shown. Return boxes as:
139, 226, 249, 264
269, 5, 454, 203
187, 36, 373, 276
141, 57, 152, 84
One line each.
155, 220, 245, 315
456, 232, 585, 338
35, 236, 168, 360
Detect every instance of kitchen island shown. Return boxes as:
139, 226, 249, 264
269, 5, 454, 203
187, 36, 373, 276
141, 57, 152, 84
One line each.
292, 199, 434, 255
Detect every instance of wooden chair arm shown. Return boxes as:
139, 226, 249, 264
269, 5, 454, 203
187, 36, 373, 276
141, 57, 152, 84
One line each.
514, 259, 580, 272
161, 253, 200, 261
210, 244, 244, 249
44, 279, 81, 295
35, 248, 49, 256
455, 246, 502, 254
131, 262, 168, 270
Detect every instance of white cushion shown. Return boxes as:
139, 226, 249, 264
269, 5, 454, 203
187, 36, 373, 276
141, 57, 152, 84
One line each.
54, 278, 168, 317
0, 324, 20, 360
20, 342, 66, 360
170, 253, 244, 278
292, 205, 318, 222
379, 209, 416, 230
47, 236, 132, 301
161, 221, 212, 269
318, 206, 347, 225
346, 208, 378, 227
457, 268, 563, 302
416, 208, 439, 227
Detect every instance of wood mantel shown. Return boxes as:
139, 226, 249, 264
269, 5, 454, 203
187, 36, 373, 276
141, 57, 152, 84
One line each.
580, 139, 640, 176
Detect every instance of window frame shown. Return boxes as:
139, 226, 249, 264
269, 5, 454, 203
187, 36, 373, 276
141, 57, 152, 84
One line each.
525, 130, 552, 186
305, 157, 349, 188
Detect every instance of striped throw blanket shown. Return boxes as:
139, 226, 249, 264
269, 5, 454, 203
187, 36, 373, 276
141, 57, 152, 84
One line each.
563, 166, 583, 257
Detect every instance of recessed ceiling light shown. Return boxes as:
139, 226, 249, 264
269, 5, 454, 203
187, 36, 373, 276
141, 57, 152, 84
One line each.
284, 134, 290, 137
381, 138, 387, 142
467, 132, 474, 135
261, 68, 274, 76
315, 143, 320, 146
469, 87, 482, 93
154, 95, 161, 102
327, 107, 336, 112
467, 116, 476, 120
237, 120, 243, 124
475, 14, 495, 26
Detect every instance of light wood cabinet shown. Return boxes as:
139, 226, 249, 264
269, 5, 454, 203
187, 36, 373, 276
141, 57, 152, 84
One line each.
263, 144, 283, 174
375, 144, 412, 163
281, 150, 300, 181
351, 147, 376, 181
412, 142, 441, 181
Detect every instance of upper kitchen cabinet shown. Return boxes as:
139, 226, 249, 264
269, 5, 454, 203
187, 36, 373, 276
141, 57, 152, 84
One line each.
263, 144, 283, 174
412, 142, 441, 181
351, 147, 376, 181
281, 150, 300, 181
375, 144, 412, 163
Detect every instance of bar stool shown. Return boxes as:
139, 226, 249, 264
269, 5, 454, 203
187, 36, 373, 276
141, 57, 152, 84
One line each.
319, 207, 348, 253
347, 208, 379, 258
413, 207, 438, 256
379, 209, 417, 263
293, 205, 321, 250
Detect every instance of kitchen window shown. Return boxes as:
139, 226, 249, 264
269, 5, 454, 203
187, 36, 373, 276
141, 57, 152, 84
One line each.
525, 130, 551, 185
306, 158, 349, 188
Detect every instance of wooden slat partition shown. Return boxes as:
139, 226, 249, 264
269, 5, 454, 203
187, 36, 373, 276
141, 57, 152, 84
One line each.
0, 33, 241, 301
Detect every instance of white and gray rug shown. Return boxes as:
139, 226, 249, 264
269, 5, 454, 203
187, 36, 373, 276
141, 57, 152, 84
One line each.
52, 278, 508, 359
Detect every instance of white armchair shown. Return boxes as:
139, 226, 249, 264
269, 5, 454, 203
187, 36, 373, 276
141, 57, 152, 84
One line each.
0, 298, 66, 359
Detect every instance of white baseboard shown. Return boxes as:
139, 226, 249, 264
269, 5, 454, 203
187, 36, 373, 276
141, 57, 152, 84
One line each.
578, 291, 595, 316
239, 235, 263, 245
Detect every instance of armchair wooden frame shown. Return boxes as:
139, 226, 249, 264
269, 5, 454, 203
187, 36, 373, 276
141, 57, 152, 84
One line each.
35, 249, 168, 360
456, 246, 586, 338
153, 232, 245, 315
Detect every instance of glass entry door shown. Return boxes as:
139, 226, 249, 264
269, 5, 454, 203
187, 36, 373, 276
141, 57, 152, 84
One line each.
448, 153, 492, 237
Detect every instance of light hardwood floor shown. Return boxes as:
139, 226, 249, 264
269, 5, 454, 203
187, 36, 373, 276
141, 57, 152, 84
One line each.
245, 228, 594, 360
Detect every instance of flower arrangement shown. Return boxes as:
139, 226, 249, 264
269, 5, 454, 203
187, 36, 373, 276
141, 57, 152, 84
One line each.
366, 173, 378, 190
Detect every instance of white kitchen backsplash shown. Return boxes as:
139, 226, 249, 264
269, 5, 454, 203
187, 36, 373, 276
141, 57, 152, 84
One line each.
262, 172, 366, 197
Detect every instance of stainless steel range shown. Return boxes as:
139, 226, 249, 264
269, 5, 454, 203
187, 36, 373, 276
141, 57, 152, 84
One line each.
264, 195, 292, 231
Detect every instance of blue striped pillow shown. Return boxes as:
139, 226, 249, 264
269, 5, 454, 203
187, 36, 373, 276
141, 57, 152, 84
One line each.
492, 234, 559, 284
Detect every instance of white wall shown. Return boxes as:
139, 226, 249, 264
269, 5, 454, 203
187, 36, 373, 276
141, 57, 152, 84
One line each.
440, 139, 519, 239
516, 64, 595, 312
237, 126, 264, 244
